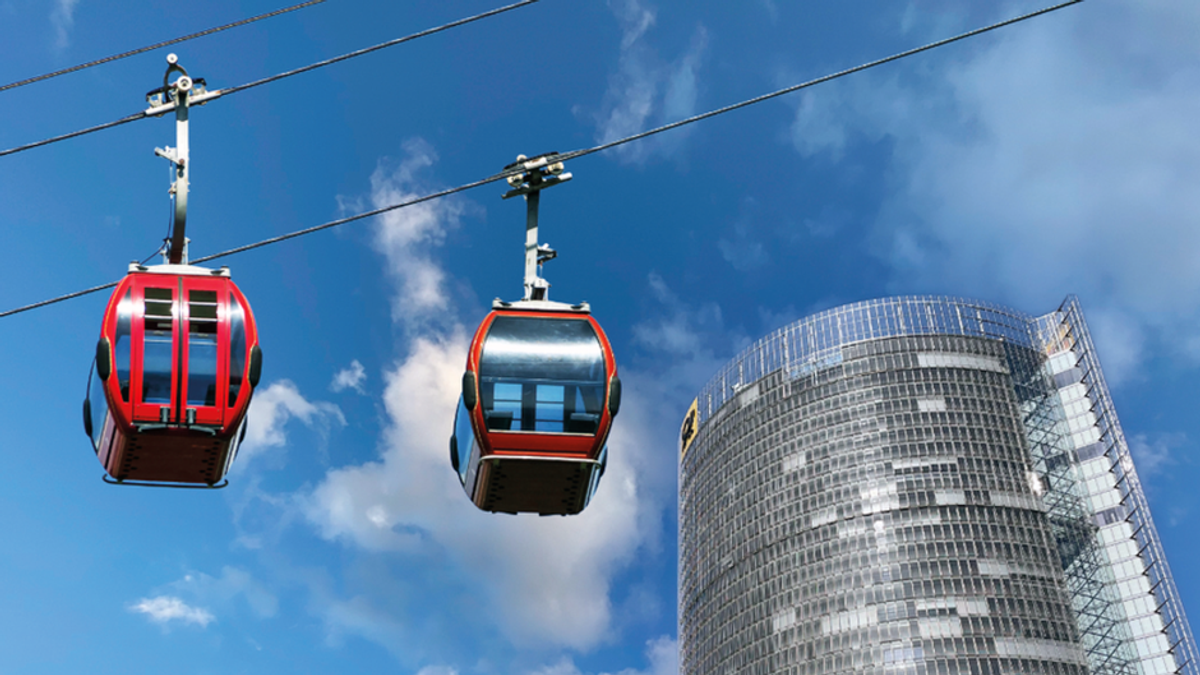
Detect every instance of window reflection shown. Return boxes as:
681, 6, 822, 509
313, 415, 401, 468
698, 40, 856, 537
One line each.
87, 361, 109, 452
478, 317, 605, 434
453, 396, 474, 483
227, 295, 247, 408
114, 290, 133, 401
187, 290, 219, 407
141, 287, 174, 405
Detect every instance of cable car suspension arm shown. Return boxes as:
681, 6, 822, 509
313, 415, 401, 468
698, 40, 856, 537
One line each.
148, 55, 208, 265
502, 153, 570, 301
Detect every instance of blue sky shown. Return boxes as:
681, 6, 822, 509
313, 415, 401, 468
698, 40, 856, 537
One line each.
0, 0, 1198, 673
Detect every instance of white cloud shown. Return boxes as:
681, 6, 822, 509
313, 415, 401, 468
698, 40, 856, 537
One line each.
591, 0, 708, 164
415, 668, 459, 675
526, 636, 679, 675
330, 359, 367, 394
128, 596, 215, 628
304, 327, 653, 648
241, 380, 346, 465
318, 594, 409, 655
173, 567, 279, 619
1129, 432, 1188, 480
303, 144, 681, 652
130, 567, 276, 631
632, 273, 742, 368
50, 0, 78, 50
786, 1, 1200, 383
348, 138, 469, 329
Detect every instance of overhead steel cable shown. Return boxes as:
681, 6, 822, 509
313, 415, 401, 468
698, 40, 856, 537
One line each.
0, 0, 1083, 319
216, 0, 539, 97
554, 0, 1084, 165
0, 0, 326, 94
0, 0, 540, 159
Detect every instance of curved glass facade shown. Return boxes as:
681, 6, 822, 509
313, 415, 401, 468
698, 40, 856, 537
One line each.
679, 297, 1196, 675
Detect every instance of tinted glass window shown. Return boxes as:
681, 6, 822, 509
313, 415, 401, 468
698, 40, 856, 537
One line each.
87, 361, 109, 452
452, 397, 474, 483
141, 287, 174, 405
187, 289, 219, 407
478, 317, 605, 434
228, 295, 246, 408
114, 290, 133, 402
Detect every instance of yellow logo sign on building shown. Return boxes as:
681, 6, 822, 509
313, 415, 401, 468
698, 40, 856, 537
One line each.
680, 398, 699, 459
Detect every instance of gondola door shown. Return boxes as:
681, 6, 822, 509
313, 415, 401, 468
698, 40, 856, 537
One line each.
179, 278, 227, 429
130, 279, 181, 426
125, 275, 231, 430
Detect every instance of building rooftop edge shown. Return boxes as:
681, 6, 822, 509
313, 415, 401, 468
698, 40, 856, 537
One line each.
690, 294, 1067, 425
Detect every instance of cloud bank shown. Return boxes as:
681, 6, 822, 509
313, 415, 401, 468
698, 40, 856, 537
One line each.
240, 380, 345, 466
591, 0, 708, 164
788, 1, 1200, 384
303, 140, 672, 654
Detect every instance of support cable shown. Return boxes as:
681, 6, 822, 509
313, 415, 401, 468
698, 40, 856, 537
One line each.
0, 0, 325, 93
553, 0, 1083, 165
0, 0, 540, 158
0, 0, 1083, 319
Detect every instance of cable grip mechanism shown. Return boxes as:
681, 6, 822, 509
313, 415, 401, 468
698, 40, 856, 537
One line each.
501, 153, 572, 302
145, 54, 207, 265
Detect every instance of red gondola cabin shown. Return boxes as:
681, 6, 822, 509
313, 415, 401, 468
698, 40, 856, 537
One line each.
451, 300, 620, 515
84, 263, 262, 486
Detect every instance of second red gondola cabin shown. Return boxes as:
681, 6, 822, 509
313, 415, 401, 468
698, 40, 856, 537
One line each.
451, 300, 620, 515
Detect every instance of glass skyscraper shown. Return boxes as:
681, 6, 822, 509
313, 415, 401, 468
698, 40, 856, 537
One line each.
678, 296, 1196, 675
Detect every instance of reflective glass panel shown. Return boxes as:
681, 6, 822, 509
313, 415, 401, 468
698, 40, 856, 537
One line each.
187, 290, 219, 406
114, 290, 133, 401
478, 316, 605, 434
86, 361, 109, 452
141, 287, 174, 405
452, 396, 474, 483
228, 295, 246, 408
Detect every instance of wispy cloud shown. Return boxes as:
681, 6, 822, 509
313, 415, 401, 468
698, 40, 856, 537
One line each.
632, 272, 743, 366
1129, 432, 1188, 479
785, 2, 1200, 383
128, 596, 215, 628
526, 636, 679, 675
173, 567, 279, 619
717, 198, 770, 272
336, 138, 470, 331
330, 359, 367, 394
590, 0, 708, 164
304, 326, 655, 649
303, 140, 669, 652
241, 380, 346, 466
129, 567, 277, 630
50, 0, 79, 50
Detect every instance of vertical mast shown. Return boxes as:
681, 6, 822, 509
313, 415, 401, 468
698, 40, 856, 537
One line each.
502, 153, 571, 301
147, 54, 209, 265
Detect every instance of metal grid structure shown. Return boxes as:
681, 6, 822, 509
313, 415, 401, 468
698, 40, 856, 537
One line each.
1003, 341, 1138, 675
693, 297, 1036, 427
680, 296, 1197, 675
1040, 298, 1199, 675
